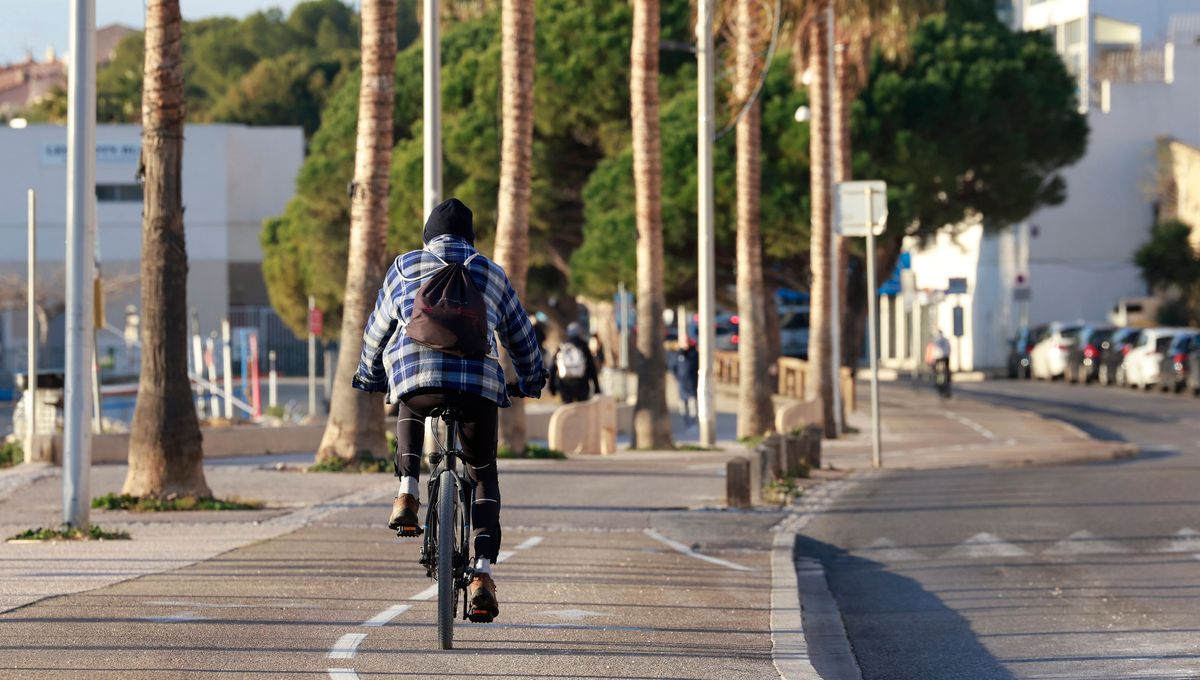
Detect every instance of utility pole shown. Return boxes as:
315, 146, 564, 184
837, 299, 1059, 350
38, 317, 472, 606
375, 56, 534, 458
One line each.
63, 0, 96, 529
826, 4, 842, 438
695, 0, 717, 447
26, 190, 37, 464
864, 185, 882, 468
423, 0, 442, 218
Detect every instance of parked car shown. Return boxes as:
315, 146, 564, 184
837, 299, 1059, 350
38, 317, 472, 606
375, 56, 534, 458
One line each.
1007, 324, 1048, 379
1100, 327, 1142, 386
688, 313, 738, 352
1067, 324, 1115, 384
1158, 330, 1200, 393
1188, 341, 1200, 396
779, 308, 810, 359
1122, 328, 1179, 390
1030, 322, 1085, 380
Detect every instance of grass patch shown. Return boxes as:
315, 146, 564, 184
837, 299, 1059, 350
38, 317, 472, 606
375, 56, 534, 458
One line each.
676, 444, 719, 452
8, 525, 131, 542
91, 493, 263, 512
737, 435, 765, 447
763, 476, 803, 505
307, 452, 393, 473
0, 440, 21, 468
498, 444, 567, 460
264, 405, 286, 418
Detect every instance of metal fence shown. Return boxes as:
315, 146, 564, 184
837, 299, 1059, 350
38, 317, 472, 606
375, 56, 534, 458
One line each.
228, 305, 334, 377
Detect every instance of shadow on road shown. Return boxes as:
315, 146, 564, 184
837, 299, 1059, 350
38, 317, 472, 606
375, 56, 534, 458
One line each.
795, 534, 1016, 680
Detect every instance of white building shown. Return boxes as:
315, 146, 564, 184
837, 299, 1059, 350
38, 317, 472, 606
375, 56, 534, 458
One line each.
0, 123, 303, 374
883, 0, 1200, 373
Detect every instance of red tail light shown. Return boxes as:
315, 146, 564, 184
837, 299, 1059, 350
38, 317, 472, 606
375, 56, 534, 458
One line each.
731, 334, 740, 345
730, 315, 740, 325
1173, 353, 1186, 364
1083, 344, 1098, 359
1121, 344, 1132, 356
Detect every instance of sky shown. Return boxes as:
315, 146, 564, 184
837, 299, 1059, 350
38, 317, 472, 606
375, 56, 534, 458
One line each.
0, 0, 311, 64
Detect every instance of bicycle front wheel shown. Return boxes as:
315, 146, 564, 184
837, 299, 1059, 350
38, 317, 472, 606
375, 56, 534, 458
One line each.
437, 471, 458, 650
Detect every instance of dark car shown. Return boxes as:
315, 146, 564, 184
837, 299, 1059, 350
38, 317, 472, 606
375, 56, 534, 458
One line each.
1066, 325, 1115, 384
1188, 341, 1200, 396
1159, 331, 1200, 393
1098, 327, 1142, 386
1007, 324, 1047, 379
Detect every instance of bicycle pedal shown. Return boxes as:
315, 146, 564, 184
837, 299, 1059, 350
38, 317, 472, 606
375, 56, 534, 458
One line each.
395, 526, 424, 537
468, 609, 495, 623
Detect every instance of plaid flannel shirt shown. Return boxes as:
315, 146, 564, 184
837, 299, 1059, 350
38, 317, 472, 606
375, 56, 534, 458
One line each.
354, 235, 544, 408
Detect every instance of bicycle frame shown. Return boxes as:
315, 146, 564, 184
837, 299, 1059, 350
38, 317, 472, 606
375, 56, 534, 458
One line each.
418, 415, 477, 620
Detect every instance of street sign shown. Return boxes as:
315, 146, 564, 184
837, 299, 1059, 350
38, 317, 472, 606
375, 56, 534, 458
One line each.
953, 306, 964, 337
309, 307, 324, 336
835, 181, 888, 237
947, 277, 968, 295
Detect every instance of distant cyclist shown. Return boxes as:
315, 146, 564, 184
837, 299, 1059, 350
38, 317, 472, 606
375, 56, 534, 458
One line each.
352, 197, 546, 622
548, 322, 601, 404
925, 328, 952, 397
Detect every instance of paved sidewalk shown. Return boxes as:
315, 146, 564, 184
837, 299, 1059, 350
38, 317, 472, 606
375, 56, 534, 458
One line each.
827, 382, 1136, 469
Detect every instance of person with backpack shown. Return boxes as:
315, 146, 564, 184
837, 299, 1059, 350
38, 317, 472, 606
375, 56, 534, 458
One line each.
352, 198, 546, 622
549, 322, 601, 404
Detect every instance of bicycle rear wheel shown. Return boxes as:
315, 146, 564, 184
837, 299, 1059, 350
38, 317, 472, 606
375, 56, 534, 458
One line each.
437, 470, 458, 650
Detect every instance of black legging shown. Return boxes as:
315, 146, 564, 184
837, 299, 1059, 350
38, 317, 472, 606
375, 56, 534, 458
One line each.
396, 389, 501, 561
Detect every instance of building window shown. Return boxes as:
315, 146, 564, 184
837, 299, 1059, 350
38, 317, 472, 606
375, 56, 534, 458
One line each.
95, 183, 143, 202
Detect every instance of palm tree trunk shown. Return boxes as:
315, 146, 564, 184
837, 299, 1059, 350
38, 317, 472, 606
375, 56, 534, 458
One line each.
316, 0, 397, 462
805, 1, 836, 436
735, 0, 775, 440
630, 0, 672, 449
832, 36, 852, 411
124, 0, 210, 499
494, 0, 536, 455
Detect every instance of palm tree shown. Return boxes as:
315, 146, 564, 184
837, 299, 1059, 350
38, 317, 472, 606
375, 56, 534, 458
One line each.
631, 0, 672, 449
494, 0, 536, 455
798, 0, 837, 436
123, 0, 210, 498
795, 0, 940, 437
316, 0, 398, 462
735, 0, 776, 439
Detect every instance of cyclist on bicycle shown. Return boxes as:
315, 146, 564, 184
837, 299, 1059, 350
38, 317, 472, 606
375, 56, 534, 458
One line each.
352, 197, 546, 622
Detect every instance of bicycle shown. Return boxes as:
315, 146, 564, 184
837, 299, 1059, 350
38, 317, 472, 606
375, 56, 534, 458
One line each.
400, 381, 533, 650
932, 359, 952, 399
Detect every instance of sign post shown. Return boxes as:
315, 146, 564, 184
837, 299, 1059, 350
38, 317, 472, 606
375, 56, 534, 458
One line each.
835, 180, 887, 469
308, 296, 321, 418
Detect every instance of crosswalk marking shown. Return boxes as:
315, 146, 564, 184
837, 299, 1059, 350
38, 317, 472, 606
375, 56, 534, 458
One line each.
1042, 530, 1129, 555
941, 532, 1030, 559
855, 537, 928, 562
1162, 528, 1200, 552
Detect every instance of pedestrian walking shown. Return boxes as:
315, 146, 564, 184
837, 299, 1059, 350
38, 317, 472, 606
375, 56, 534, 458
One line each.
549, 322, 601, 404
588, 331, 606, 371
672, 339, 699, 422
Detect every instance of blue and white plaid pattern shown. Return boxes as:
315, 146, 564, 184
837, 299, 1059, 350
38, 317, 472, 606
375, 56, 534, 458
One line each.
355, 235, 544, 407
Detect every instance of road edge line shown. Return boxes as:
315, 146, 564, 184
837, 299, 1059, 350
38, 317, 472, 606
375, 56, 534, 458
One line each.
643, 528, 755, 572
771, 477, 864, 680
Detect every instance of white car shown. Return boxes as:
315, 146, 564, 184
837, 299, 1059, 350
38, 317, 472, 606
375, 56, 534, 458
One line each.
1122, 327, 1180, 389
1030, 322, 1085, 380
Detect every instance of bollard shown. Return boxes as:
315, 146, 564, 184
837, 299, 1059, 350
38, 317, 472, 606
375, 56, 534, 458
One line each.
784, 434, 805, 477
726, 457, 752, 508
804, 424, 823, 469
763, 434, 784, 480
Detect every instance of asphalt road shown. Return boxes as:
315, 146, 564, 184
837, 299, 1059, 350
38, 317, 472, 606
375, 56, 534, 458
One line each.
0, 452, 787, 679
802, 379, 1200, 679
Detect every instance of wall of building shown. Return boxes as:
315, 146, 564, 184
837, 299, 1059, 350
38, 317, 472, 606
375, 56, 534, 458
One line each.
0, 123, 303, 372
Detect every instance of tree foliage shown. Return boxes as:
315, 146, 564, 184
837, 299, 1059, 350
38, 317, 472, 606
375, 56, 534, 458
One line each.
855, 11, 1088, 245
263, 0, 693, 338
22, 0, 419, 136
1135, 220, 1200, 324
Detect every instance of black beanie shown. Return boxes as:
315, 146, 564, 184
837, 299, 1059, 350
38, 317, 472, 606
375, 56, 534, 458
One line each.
423, 197, 475, 245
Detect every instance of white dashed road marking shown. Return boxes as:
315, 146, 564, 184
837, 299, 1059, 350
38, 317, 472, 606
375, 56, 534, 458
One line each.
409, 585, 438, 601
644, 528, 754, 572
940, 532, 1030, 559
1042, 530, 1129, 555
514, 535, 544, 550
327, 669, 361, 680
327, 633, 367, 659
362, 604, 412, 627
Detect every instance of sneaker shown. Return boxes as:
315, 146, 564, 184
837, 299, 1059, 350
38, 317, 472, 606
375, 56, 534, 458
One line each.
467, 573, 499, 622
388, 493, 421, 535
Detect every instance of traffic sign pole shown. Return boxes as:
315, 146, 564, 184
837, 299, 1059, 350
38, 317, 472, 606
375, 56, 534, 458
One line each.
864, 186, 882, 469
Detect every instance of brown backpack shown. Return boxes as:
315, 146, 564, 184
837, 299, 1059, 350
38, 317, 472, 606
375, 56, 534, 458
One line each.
404, 253, 491, 358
